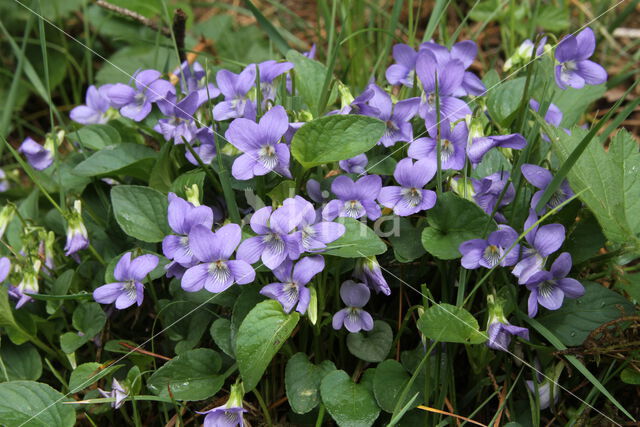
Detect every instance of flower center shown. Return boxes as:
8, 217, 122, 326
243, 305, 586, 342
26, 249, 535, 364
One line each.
401, 187, 422, 207
440, 139, 455, 163
483, 244, 501, 267
343, 200, 365, 218
547, 188, 565, 208
122, 280, 137, 301
282, 281, 299, 303
301, 225, 316, 248
563, 60, 577, 72
134, 92, 146, 106
347, 307, 361, 323
263, 232, 285, 254
223, 410, 239, 424
538, 280, 556, 298
258, 144, 279, 170
208, 260, 231, 283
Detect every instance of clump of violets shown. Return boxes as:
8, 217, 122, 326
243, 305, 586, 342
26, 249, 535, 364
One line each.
486, 295, 529, 351
182, 224, 255, 293
323, 175, 382, 221
525, 252, 585, 317
554, 27, 607, 90
198, 383, 247, 427
154, 91, 200, 144
459, 225, 520, 270
332, 280, 374, 333
367, 85, 420, 147
260, 256, 324, 314
213, 65, 256, 121
108, 69, 174, 121
378, 158, 437, 217
226, 105, 291, 180
93, 252, 159, 309
70, 84, 114, 125
19, 137, 54, 171
64, 200, 89, 256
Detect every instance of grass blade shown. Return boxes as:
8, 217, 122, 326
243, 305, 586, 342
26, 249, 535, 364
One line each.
242, 0, 290, 56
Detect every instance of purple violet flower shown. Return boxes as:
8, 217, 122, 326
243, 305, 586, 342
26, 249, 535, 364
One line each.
258, 60, 294, 102
9, 262, 39, 309
173, 61, 220, 107
529, 99, 563, 127
93, 252, 159, 309
162, 193, 214, 267
512, 210, 565, 285
485, 295, 529, 351
322, 175, 382, 221
70, 84, 113, 124
339, 154, 368, 174
467, 133, 527, 166
354, 256, 390, 295
554, 27, 607, 90
525, 252, 585, 317
185, 127, 217, 166
420, 40, 486, 96
64, 200, 89, 256
378, 158, 437, 216
332, 85, 380, 116
408, 119, 468, 170
181, 224, 255, 293
197, 383, 247, 427
459, 225, 520, 269
19, 137, 53, 171
98, 378, 128, 409
107, 70, 174, 122
386, 43, 418, 87
0, 257, 10, 283
236, 204, 303, 270
368, 85, 420, 147
213, 65, 257, 121
154, 91, 200, 144
260, 255, 324, 314
521, 164, 574, 213
332, 280, 374, 333
526, 378, 558, 410
0, 169, 8, 192
416, 49, 471, 133
287, 196, 345, 252
306, 178, 329, 204
471, 171, 515, 222
226, 105, 292, 180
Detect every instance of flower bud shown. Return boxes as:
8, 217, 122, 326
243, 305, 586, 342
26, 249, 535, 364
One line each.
64, 200, 89, 256
185, 184, 201, 206
354, 256, 390, 295
0, 205, 15, 240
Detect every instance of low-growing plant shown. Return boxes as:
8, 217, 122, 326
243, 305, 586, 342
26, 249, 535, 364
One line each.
0, 2, 639, 426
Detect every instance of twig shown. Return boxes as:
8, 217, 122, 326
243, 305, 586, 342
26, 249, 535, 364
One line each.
118, 342, 171, 361
95, 0, 171, 37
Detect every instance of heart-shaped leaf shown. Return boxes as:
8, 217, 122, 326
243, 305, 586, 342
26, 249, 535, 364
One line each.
285, 353, 336, 414
347, 320, 393, 363
320, 370, 380, 427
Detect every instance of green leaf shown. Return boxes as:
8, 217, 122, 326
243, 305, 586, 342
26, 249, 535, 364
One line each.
347, 320, 393, 363
621, 368, 640, 385
0, 342, 42, 381
421, 192, 496, 259
67, 124, 121, 150
537, 281, 635, 346
320, 370, 380, 427
46, 269, 76, 314
563, 213, 605, 264
149, 142, 176, 192
210, 318, 234, 357
72, 302, 106, 340
111, 185, 170, 243
286, 50, 336, 117
373, 359, 421, 413
72, 143, 157, 180
418, 304, 486, 344
552, 128, 640, 251
236, 300, 300, 391
169, 169, 206, 202
387, 218, 426, 262
486, 77, 525, 126
147, 348, 223, 401
60, 332, 86, 354
325, 218, 387, 258
68, 362, 123, 393
291, 115, 386, 168
285, 353, 336, 414
0, 380, 75, 426
267, 180, 297, 205
552, 85, 605, 128
96, 46, 174, 85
